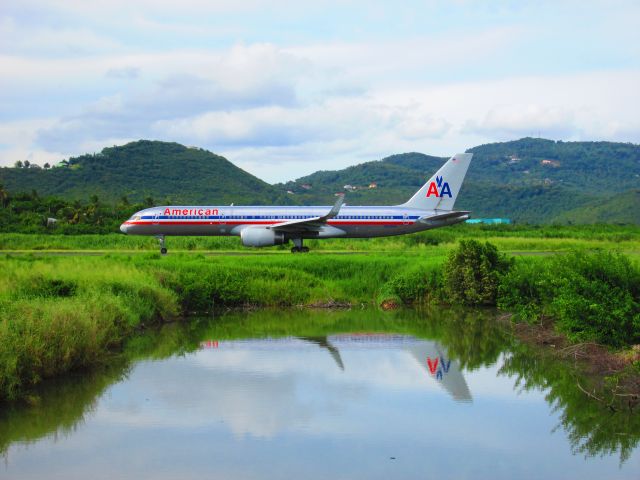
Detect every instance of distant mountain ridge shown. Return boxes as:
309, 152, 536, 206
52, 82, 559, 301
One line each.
278, 138, 639, 223
0, 138, 638, 224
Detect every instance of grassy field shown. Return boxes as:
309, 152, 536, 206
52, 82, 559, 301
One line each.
0, 224, 638, 254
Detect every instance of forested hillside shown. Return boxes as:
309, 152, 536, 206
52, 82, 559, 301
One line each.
0, 140, 290, 205
278, 138, 639, 223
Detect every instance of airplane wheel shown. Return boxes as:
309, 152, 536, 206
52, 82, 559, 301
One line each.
160, 247, 168, 255
291, 247, 299, 253
301, 247, 310, 253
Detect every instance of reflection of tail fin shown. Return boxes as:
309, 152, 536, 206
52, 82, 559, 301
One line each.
400, 153, 472, 211
300, 337, 344, 371
406, 342, 472, 402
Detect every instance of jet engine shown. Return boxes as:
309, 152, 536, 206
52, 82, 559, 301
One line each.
240, 226, 286, 247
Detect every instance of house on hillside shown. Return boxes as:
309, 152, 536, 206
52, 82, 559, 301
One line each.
541, 159, 560, 167
369, 182, 378, 189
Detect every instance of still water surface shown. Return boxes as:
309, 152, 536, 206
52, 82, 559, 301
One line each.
2, 308, 639, 479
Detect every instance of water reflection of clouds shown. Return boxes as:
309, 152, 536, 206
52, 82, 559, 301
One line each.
6, 337, 640, 480
93, 341, 544, 443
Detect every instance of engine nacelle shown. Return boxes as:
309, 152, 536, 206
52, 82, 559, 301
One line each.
240, 226, 286, 247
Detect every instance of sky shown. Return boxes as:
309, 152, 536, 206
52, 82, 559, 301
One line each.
1, 0, 639, 183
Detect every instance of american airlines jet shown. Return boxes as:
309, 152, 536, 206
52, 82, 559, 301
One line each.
120, 153, 472, 253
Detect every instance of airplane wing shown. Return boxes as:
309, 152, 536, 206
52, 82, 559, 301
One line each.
269, 195, 345, 232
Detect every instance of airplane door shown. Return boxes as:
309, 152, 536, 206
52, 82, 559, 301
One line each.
152, 212, 160, 225
403, 213, 409, 225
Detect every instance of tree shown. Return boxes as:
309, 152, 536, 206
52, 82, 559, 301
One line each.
0, 184, 8, 208
14, 160, 23, 168
43, 163, 51, 169
23, 160, 31, 168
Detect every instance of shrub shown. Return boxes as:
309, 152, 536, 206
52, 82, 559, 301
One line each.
443, 240, 512, 306
498, 258, 552, 322
549, 250, 640, 347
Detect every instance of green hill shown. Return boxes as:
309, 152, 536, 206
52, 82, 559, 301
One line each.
1, 137, 638, 224
278, 138, 639, 223
552, 189, 640, 224
0, 140, 289, 205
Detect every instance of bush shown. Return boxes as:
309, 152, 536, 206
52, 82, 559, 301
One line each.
498, 258, 551, 322
549, 250, 640, 347
498, 250, 640, 347
443, 240, 512, 306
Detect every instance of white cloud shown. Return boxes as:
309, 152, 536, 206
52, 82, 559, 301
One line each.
105, 66, 139, 79
464, 104, 577, 138
0, 16, 121, 56
0, 1, 638, 180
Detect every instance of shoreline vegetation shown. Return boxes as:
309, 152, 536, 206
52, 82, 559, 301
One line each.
0, 225, 639, 405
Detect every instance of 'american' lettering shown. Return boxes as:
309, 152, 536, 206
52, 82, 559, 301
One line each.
163, 208, 220, 216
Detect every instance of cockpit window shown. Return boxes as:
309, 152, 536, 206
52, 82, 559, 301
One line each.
130, 215, 141, 221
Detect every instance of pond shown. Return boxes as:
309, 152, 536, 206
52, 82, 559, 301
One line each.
1, 308, 639, 479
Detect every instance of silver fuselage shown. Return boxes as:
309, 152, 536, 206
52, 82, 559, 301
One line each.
120, 205, 465, 239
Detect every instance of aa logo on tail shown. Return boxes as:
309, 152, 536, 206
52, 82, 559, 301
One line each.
426, 176, 452, 198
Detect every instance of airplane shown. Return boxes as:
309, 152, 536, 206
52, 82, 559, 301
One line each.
119, 153, 472, 253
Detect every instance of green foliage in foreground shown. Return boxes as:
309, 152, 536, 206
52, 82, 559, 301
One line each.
499, 251, 640, 347
1, 245, 639, 401
0, 257, 178, 400
443, 240, 513, 306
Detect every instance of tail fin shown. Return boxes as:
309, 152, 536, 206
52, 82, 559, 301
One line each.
400, 153, 472, 211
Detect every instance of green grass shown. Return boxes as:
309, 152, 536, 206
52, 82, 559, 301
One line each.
0, 224, 638, 253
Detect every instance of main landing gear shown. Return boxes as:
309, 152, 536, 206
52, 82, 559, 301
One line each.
156, 235, 167, 255
291, 238, 309, 253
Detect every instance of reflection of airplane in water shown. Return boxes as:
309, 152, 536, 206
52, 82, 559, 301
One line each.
200, 334, 471, 402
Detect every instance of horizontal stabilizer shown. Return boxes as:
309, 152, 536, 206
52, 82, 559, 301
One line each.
419, 210, 470, 226
420, 210, 470, 222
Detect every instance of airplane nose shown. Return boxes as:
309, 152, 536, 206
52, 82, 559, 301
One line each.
120, 224, 128, 234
